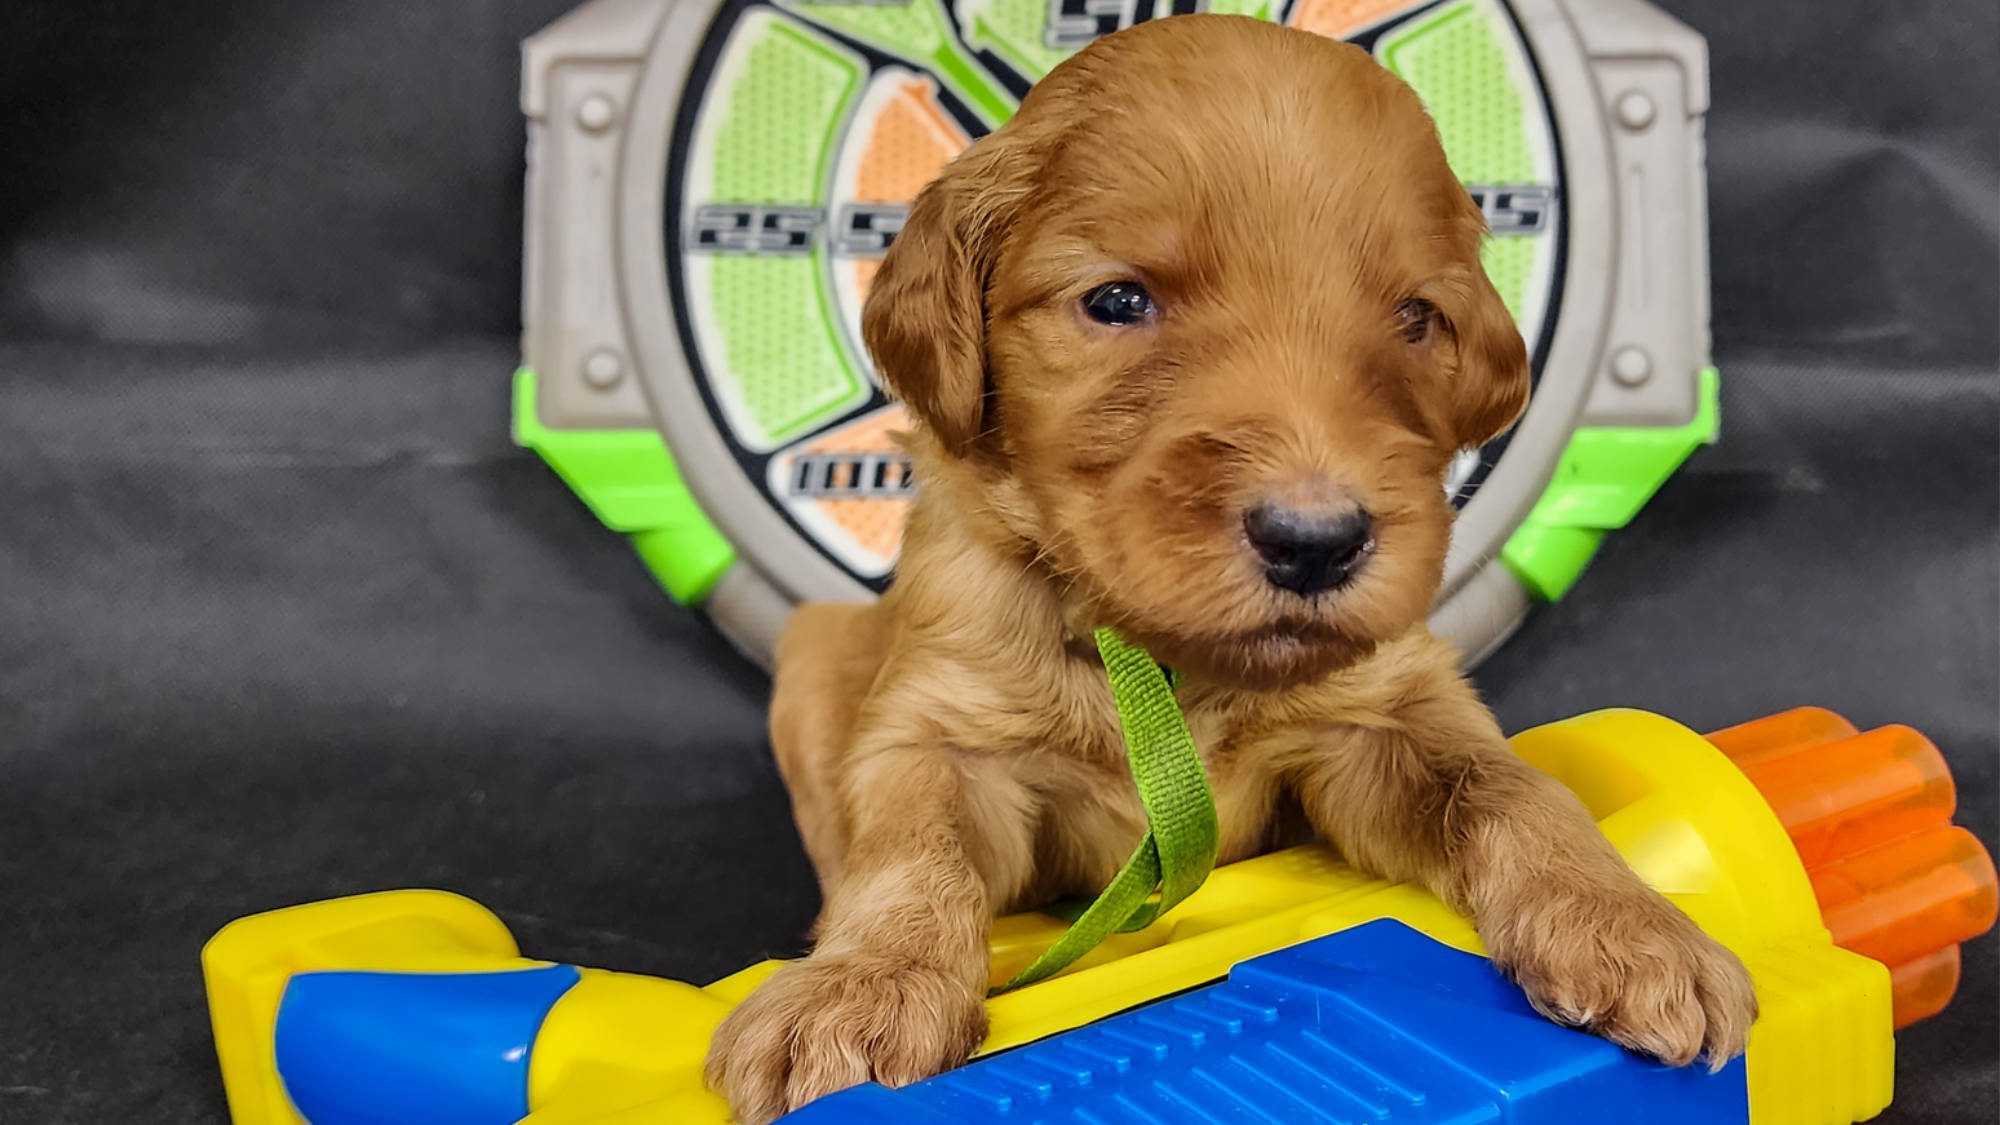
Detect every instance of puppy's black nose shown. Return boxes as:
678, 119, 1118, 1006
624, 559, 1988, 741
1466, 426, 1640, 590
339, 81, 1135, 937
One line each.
1243, 504, 1374, 596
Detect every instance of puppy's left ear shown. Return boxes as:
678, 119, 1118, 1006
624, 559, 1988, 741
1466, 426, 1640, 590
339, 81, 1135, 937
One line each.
862, 128, 1037, 457
1435, 197, 1532, 449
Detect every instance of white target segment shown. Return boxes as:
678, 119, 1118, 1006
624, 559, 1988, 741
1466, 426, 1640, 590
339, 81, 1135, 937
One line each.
518, 0, 1719, 667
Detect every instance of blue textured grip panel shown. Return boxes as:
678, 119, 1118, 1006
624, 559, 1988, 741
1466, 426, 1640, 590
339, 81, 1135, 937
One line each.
781, 920, 1749, 1123
275, 964, 581, 1125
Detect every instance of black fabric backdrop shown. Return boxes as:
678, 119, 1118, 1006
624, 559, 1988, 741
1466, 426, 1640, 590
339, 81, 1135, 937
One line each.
0, 2, 1994, 1122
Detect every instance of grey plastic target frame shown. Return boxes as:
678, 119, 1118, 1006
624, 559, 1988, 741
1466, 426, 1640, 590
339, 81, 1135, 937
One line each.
516, 0, 1719, 669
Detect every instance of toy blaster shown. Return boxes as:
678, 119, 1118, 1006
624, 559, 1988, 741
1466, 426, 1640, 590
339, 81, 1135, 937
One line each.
204, 707, 1996, 1124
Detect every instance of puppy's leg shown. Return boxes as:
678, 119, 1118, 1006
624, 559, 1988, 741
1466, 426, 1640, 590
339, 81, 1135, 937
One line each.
768, 602, 890, 890
1283, 651, 1756, 1068
705, 742, 1033, 1124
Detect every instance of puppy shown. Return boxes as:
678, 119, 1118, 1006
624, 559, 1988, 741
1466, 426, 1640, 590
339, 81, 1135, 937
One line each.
707, 15, 1755, 1123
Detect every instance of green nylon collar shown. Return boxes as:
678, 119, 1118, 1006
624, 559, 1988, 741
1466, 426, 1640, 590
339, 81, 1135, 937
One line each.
994, 628, 1219, 992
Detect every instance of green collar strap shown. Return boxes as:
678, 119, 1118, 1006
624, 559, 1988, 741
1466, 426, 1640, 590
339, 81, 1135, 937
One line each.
995, 628, 1220, 991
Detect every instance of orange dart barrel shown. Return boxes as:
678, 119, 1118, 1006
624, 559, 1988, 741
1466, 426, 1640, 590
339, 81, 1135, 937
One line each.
1706, 708, 1998, 1029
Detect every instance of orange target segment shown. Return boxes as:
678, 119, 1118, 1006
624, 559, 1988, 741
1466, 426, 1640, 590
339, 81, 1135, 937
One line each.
846, 74, 969, 303
770, 406, 915, 575
1288, 0, 1426, 38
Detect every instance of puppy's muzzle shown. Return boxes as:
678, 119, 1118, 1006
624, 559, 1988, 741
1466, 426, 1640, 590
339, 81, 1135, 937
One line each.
1244, 504, 1374, 596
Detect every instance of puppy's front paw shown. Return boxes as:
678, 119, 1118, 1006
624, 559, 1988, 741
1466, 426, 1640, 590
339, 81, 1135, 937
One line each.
703, 953, 987, 1125
1491, 889, 1757, 1070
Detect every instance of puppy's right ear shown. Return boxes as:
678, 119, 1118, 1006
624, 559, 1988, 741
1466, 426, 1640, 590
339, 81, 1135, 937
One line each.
1432, 187, 1531, 450
862, 131, 1035, 457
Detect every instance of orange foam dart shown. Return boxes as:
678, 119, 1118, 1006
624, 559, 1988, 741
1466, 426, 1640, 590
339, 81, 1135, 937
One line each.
1706, 705, 1857, 766
1810, 825, 1998, 980
1886, 945, 1962, 1029
1707, 708, 1999, 1030
1731, 721, 1955, 868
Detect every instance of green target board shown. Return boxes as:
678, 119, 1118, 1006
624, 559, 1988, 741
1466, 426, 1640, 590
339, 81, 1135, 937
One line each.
517, 0, 1719, 666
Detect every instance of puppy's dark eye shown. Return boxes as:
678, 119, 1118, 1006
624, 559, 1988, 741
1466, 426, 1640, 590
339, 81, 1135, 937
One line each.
1082, 282, 1158, 326
1394, 298, 1437, 345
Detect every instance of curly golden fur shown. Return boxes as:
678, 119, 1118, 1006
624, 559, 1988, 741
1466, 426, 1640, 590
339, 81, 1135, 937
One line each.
705, 17, 1755, 1122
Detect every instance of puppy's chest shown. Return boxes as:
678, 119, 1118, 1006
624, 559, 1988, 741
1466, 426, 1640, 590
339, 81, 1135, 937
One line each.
1026, 698, 1281, 894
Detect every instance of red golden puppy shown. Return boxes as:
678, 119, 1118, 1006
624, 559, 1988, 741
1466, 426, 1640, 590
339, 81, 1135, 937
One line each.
706, 15, 1755, 1123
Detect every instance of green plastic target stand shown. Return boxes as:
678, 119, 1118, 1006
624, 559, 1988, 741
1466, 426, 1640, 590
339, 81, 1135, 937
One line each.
514, 0, 1720, 668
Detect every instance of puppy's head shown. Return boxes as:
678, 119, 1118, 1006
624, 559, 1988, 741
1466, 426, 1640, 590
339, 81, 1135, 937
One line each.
865, 15, 1529, 688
